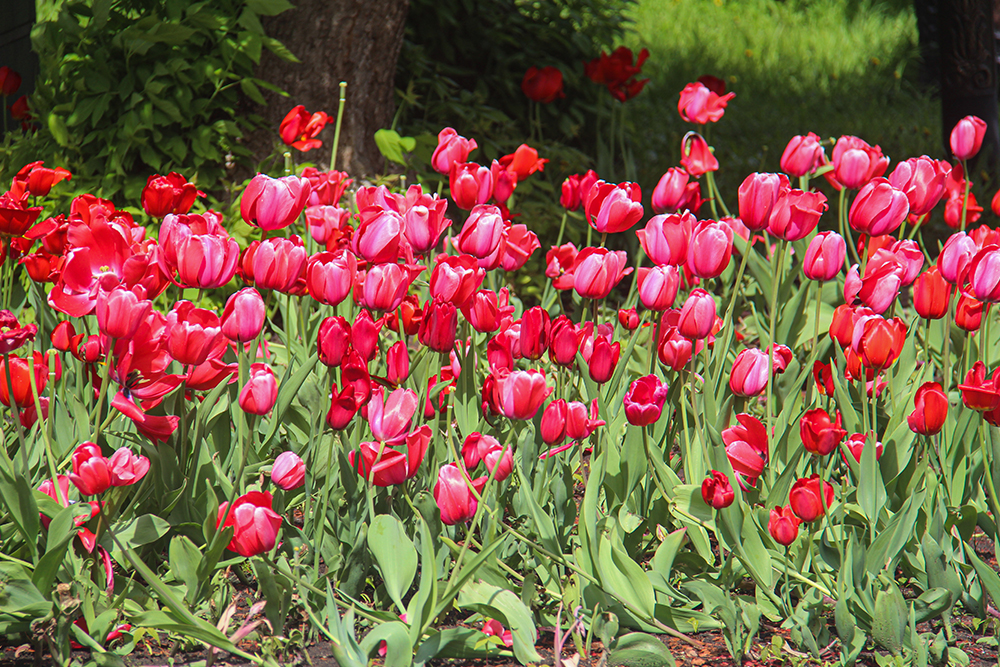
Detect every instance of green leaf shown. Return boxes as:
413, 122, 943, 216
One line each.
167, 536, 202, 604
597, 532, 656, 620
359, 621, 412, 667
374, 129, 416, 165
457, 579, 542, 664
872, 578, 907, 655
0, 469, 39, 561
608, 632, 676, 667
240, 78, 266, 105
245, 0, 294, 16
47, 113, 71, 147
115, 514, 171, 548
0, 562, 50, 621
368, 515, 417, 615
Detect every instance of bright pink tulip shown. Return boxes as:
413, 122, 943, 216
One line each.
541, 399, 568, 444
430, 254, 486, 307
351, 310, 382, 362
462, 288, 512, 334
351, 208, 403, 264
368, 387, 419, 445
636, 211, 694, 266
245, 236, 308, 294
701, 471, 734, 509
624, 374, 669, 426
95, 285, 151, 340
306, 250, 356, 306
500, 224, 540, 272
317, 316, 351, 367
268, 452, 305, 491
584, 181, 644, 234
498, 369, 551, 420
728, 348, 770, 397
767, 188, 827, 241
240, 174, 310, 231
967, 245, 1000, 303
166, 301, 224, 367
802, 231, 846, 281
619, 308, 641, 330
738, 172, 789, 231
402, 193, 450, 256
359, 263, 425, 313
432, 128, 478, 175
458, 205, 506, 259
651, 167, 703, 215
844, 260, 902, 315
888, 156, 950, 217
848, 178, 909, 236
217, 491, 282, 557
302, 167, 352, 207
221, 288, 265, 343
938, 232, 977, 284
842, 432, 883, 464
306, 205, 350, 244
680, 132, 718, 176
239, 363, 278, 416
68, 442, 111, 495
724, 413, 768, 489
780, 132, 824, 177
565, 399, 605, 440
637, 265, 680, 311
434, 464, 484, 525
157, 212, 239, 289
548, 316, 582, 367
677, 81, 735, 124
519, 306, 551, 360
686, 219, 733, 278
571, 247, 632, 300
678, 289, 716, 339
831, 136, 889, 189
450, 163, 493, 210
950, 115, 987, 160
107, 447, 150, 487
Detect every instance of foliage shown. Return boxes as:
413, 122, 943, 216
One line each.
0, 0, 295, 201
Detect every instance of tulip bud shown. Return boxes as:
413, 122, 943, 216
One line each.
618, 308, 640, 330
240, 174, 311, 231
768, 505, 801, 546
677, 289, 716, 339
540, 399, 568, 445
738, 172, 788, 231
352, 310, 382, 362
907, 381, 948, 435
271, 451, 306, 490
587, 337, 620, 384
913, 267, 951, 319
802, 231, 846, 282
950, 115, 987, 161
222, 287, 266, 343
623, 374, 668, 426
701, 471, 734, 509
386, 341, 410, 385
418, 299, 458, 353
239, 363, 278, 415
789, 475, 834, 522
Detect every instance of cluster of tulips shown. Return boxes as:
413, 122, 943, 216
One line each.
4, 68, 1000, 662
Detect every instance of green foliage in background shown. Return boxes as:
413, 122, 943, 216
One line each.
0, 0, 295, 201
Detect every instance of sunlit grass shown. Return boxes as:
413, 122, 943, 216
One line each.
626, 0, 940, 195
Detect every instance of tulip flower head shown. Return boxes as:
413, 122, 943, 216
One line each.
677, 81, 735, 124
522, 66, 565, 103
950, 115, 987, 161
279, 105, 330, 152
800, 408, 847, 456
701, 471, 735, 509
907, 382, 948, 435
789, 475, 834, 522
723, 413, 768, 489
217, 491, 282, 557
239, 363, 278, 416
624, 374, 669, 426
768, 505, 801, 546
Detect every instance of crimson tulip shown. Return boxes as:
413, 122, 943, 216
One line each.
541, 400, 568, 445
584, 181, 644, 234
651, 167, 703, 215
0, 310, 36, 354
549, 316, 582, 367
305, 250, 356, 307
851, 315, 907, 372
498, 369, 551, 420
518, 307, 551, 360
303, 167, 352, 207
955, 294, 985, 332
430, 254, 486, 308
800, 408, 847, 456
677, 81, 735, 124
217, 491, 282, 557
418, 299, 458, 353
843, 260, 903, 315
907, 381, 948, 435
768, 505, 801, 546
166, 301, 224, 367
680, 132, 718, 176
565, 399, 605, 440
350, 310, 382, 362
943, 189, 983, 229
239, 363, 278, 416
724, 413, 768, 489
587, 337, 620, 384
950, 115, 987, 160
462, 289, 511, 334
522, 66, 564, 103
624, 374, 669, 426
848, 178, 909, 236
701, 471, 735, 509
618, 308, 641, 330
385, 341, 410, 386
0, 66, 21, 97
636, 211, 694, 266
958, 361, 1000, 411
67, 442, 111, 496
431, 128, 478, 175
780, 132, 824, 177
738, 172, 788, 231
240, 174, 310, 231
434, 464, 484, 525
767, 188, 827, 241
279, 105, 330, 152
571, 247, 632, 300
789, 475, 834, 522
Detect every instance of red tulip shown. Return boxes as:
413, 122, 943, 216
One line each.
677, 289, 716, 340
499, 144, 548, 181
450, 162, 493, 210
907, 381, 948, 435
359, 262, 425, 313
738, 172, 788, 231
14, 161, 72, 198
271, 451, 305, 490
950, 115, 987, 160
541, 400, 568, 445
913, 267, 951, 319
305, 250, 356, 306
851, 315, 907, 372
430, 254, 486, 307
518, 307, 551, 361
637, 265, 680, 311
141, 172, 200, 218
303, 167, 352, 207
831, 135, 889, 189
800, 408, 847, 456
571, 247, 632, 300
958, 361, 1000, 411
239, 363, 278, 416
458, 204, 506, 259
385, 341, 410, 385
657, 324, 696, 371
842, 432, 883, 464
316, 316, 350, 367
789, 475, 834, 522
0, 66, 22, 97
584, 46, 650, 102
802, 231, 846, 282
166, 301, 224, 367
636, 211, 694, 266
549, 316, 583, 367
584, 181, 643, 234
0, 310, 36, 354
651, 168, 703, 215
418, 299, 458, 353
351, 310, 382, 362
217, 491, 282, 557
680, 132, 718, 176
498, 369, 551, 420
434, 464, 484, 525
587, 337, 620, 384
624, 374, 669, 426
677, 81, 735, 124
50, 320, 75, 352
955, 294, 985, 332
767, 188, 827, 241
240, 174, 310, 232
279, 105, 330, 152
96, 285, 152, 340
500, 224, 540, 272
431, 128, 478, 175
565, 399, 605, 440
944, 189, 983, 229
780, 133, 824, 177
768, 505, 801, 546
686, 219, 733, 278
522, 66, 565, 103
701, 471, 735, 509
68, 442, 111, 496
723, 413, 768, 489
462, 288, 512, 334
888, 157, 950, 217
618, 308, 641, 330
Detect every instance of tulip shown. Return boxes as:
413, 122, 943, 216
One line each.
768, 505, 801, 546
843, 261, 902, 315
351, 310, 381, 362
302, 167, 352, 207
799, 408, 847, 456
68, 442, 111, 496
565, 399, 605, 440
95, 286, 151, 341
240, 174, 310, 231
402, 194, 450, 257
367, 387, 419, 445
637, 265, 680, 311
418, 299, 458, 353
499, 144, 548, 181
549, 316, 582, 367
636, 211, 694, 266
842, 432, 884, 464
141, 172, 200, 218
958, 361, 1000, 411
239, 363, 278, 416
217, 491, 282, 557
107, 447, 150, 487
802, 231, 846, 282
851, 315, 907, 372
434, 464, 483, 525
913, 267, 951, 319
546, 243, 580, 289
245, 236, 308, 294
461, 432, 501, 469
677, 81, 735, 124
686, 220, 733, 278
888, 156, 950, 217
700, 471, 735, 509
907, 381, 948, 435
967, 246, 1000, 303
723, 413, 768, 488
0, 311, 36, 354
306, 250, 356, 306
279, 105, 330, 152
848, 178, 909, 236
728, 348, 770, 397
432, 128, 478, 175
651, 168, 703, 215
572, 248, 632, 300
430, 254, 486, 308
938, 233, 977, 284
317, 316, 351, 367
680, 132, 718, 176
498, 369, 551, 420
522, 66, 564, 103
618, 308, 640, 330
386, 341, 410, 385
944, 190, 983, 229
541, 400, 568, 445
359, 262, 425, 313
462, 289, 510, 334
884, 239, 923, 286
327, 384, 360, 430
950, 115, 987, 160
955, 294, 985, 332
677, 289, 716, 339
831, 135, 889, 189
767, 188, 827, 241
587, 337, 620, 384
50, 320, 75, 352
813, 360, 835, 396
484, 445, 513, 482
738, 172, 788, 231
789, 475, 834, 522
0, 66, 21, 97
166, 301, 224, 367
560, 170, 600, 211
519, 307, 551, 360
624, 375, 669, 426
457, 204, 506, 259
780, 132, 824, 177
584, 181, 644, 234
450, 163, 493, 210
268, 451, 305, 491
500, 225, 540, 272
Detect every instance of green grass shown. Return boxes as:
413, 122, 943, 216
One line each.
625, 0, 941, 197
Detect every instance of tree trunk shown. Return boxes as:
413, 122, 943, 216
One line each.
247, 0, 409, 178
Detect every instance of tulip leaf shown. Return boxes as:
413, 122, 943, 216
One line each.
369, 515, 417, 615
596, 532, 656, 620
456, 579, 541, 664
359, 621, 412, 667
261, 352, 318, 447
115, 513, 171, 548
607, 632, 676, 667
872, 578, 907, 655
375, 129, 416, 165
0, 468, 39, 562
168, 535, 203, 604
866, 490, 925, 574
858, 428, 886, 528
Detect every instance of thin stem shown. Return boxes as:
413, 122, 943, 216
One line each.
90, 340, 116, 444
330, 82, 348, 171
960, 159, 970, 233
2, 350, 29, 472
711, 238, 751, 395
765, 241, 787, 447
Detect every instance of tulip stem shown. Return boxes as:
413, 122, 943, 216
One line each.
813, 282, 823, 356
704, 169, 730, 219
2, 350, 29, 473
838, 189, 859, 267
942, 292, 954, 392
330, 82, 347, 172
982, 304, 992, 369
711, 235, 752, 397
765, 241, 787, 450
782, 545, 793, 615
960, 159, 970, 232
90, 339, 116, 445
366, 441, 388, 525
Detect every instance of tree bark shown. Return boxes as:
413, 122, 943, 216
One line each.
247, 0, 409, 178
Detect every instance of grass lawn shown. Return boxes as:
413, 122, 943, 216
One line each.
624, 0, 942, 198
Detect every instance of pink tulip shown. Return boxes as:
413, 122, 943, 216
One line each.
848, 178, 909, 236
636, 211, 694, 266
738, 172, 789, 232
637, 265, 680, 311
434, 464, 484, 525
651, 168, 703, 215
686, 219, 733, 278
430, 254, 486, 307
584, 181, 644, 234
780, 132, 824, 177
967, 246, 1000, 303
240, 174, 311, 231
767, 188, 827, 241
96, 285, 151, 340
802, 231, 846, 282
157, 212, 240, 289
623, 375, 669, 426
432, 128, 477, 175
359, 262, 425, 312
678, 289, 716, 339
217, 491, 282, 557
107, 447, 150, 487
239, 363, 278, 415
571, 247, 633, 300
368, 387, 419, 445
306, 250, 356, 306
68, 442, 111, 495
677, 81, 735, 124
831, 136, 889, 189
351, 208, 403, 264
723, 413, 769, 489
887, 156, 950, 217
245, 235, 308, 294
680, 132, 718, 176
950, 115, 987, 161
450, 163, 493, 210
498, 369, 552, 420
221, 288, 265, 343
271, 451, 306, 490
457, 205, 506, 259
166, 301, 224, 367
